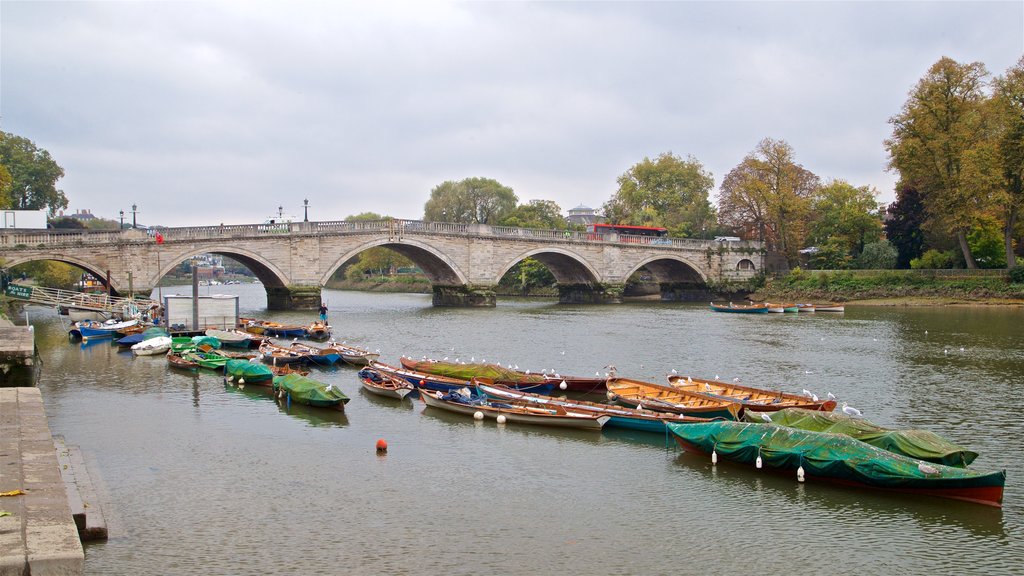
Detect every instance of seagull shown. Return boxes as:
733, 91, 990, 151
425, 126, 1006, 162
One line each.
827, 392, 836, 401
759, 413, 773, 423
671, 368, 678, 374
686, 376, 692, 384
325, 384, 333, 391
733, 377, 741, 382
714, 374, 720, 380
918, 462, 939, 475
560, 351, 566, 355
705, 383, 713, 392
811, 394, 819, 402
443, 356, 448, 361
802, 389, 814, 398
842, 402, 862, 417
804, 370, 814, 375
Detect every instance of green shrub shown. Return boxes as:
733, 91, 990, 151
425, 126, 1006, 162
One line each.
1010, 266, 1024, 284
910, 249, 956, 269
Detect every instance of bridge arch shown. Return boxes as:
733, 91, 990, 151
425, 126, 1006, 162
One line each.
625, 254, 708, 285
494, 247, 602, 285
319, 238, 468, 286
153, 245, 290, 289
1, 254, 123, 294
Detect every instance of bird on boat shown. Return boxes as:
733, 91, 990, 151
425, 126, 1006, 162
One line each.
811, 394, 819, 402
759, 413, 772, 423
918, 462, 939, 475
827, 392, 836, 401
671, 368, 677, 374
443, 357, 448, 361
802, 389, 814, 398
704, 383, 713, 392
842, 402, 862, 417
733, 377, 741, 382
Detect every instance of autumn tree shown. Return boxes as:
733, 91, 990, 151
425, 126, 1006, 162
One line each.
423, 178, 517, 224
886, 57, 995, 268
0, 131, 68, 213
602, 152, 716, 237
718, 138, 819, 264
992, 56, 1024, 268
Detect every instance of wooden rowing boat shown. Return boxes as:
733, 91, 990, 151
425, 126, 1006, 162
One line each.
665, 374, 836, 413
709, 302, 769, 314
476, 381, 713, 433
813, 303, 845, 312
370, 361, 472, 392
167, 353, 200, 372
605, 377, 742, 420
399, 357, 606, 392
306, 321, 331, 341
419, 386, 610, 430
765, 302, 799, 313
357, 367, 415, 400
330, 341, 380, 366
258, 341, 307, 365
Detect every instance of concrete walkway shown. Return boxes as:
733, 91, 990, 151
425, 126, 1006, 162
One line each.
0, 387, 84, 576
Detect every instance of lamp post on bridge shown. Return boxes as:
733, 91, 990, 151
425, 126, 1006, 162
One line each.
278, 205, 284, 220
119, 210, 124, 229
303, 199, 309, 222
131, 204, 138, 228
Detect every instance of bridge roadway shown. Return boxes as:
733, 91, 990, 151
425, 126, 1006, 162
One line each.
0, 220, 763, 308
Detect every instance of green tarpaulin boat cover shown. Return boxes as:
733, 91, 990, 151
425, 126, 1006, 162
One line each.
666, 421, 1004, 492
273, 374, 350, 407
141, 327, 169, 339
403, 360, 545, 383
191, 336, 222, 349
742, 408, 978, 467
224, 359, 273, 382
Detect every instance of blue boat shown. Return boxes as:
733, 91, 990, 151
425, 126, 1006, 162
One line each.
70, 319, 141, 340
709, 302, 769, 314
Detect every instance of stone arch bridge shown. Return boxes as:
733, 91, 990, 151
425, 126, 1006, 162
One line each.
0, 220, 763, 309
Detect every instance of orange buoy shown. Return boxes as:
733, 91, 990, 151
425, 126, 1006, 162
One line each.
376, 439, 388, 454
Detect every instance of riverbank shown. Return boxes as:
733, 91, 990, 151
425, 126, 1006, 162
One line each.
752, 269, 1024, 305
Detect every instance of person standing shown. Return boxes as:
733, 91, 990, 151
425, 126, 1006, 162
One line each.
318, 303, 328, 322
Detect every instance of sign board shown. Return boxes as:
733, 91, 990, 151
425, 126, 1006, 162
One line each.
4, 284, 33, 299
3, 210, 48, 229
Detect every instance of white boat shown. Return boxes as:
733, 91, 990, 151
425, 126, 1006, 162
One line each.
131, 336, 173, 356
419, 387, 610, 430
814, 303, 845, 312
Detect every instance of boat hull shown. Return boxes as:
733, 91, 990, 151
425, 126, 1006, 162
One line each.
419, 390, 609, 430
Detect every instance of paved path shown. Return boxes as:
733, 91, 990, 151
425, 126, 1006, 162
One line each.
0, 387, 84, 576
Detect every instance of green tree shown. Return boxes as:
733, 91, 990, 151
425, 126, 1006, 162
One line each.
0, 165, 12, 209
886, 57, 994, 268
0, 131, 68, 213
992, 56, 1024, 269
857, 241, 898, 269
501, 199, 566, 229
602, 152, 716, 237
967, 218, 1007, 268
49, 217, 87, 229
423, 178, 517, 224
341, 212, 412, 279
718, 138, 819, 264
498, 258, 557, 293
808, 180, 883, 263
345, 212, 386, 221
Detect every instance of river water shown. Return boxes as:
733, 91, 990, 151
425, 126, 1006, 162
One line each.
23, 285, 1024, 575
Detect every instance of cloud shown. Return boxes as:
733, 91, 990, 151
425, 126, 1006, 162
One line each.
3, 1, 1021, 226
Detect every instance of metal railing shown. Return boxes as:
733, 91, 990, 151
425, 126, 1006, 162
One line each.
3, 282, 158, 314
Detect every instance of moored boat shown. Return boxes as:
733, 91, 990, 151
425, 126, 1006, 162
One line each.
260, 321, 307, 338
258, 341, 308, 365
399, 357, 581, 392
131, 336, 173, 356
357, 367, 415, 400
272, 373, 350, 410
224, 359, 274, 385
477, 381, 713, 433
796, 303, 816, 312
419, 387, 610, 430
306, 321, 331, 341
666, 421, 1005, 507
182, 350, 230, 371
206, 328, 263, 348
330, 341, 380, 366
167, 353, 200, 372
765, 303, 798, 313
117, 326, 169, 347
606, 377, 742, 420
69, 318, 140, 340
370, 361, 472, 393
813, 303, 845, 312
287, 342, 342, 366
742, 408, 978, 467
709, 302, 769, 314
665, 374, 836, 413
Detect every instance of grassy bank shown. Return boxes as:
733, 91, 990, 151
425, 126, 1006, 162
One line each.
753, 269, 1024, 304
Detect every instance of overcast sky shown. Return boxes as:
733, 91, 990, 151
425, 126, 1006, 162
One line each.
2, 1, 1022, 227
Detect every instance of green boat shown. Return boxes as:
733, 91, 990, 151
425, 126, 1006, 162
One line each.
273, 374, 350, 410
224, 359, 273, 384
182, 351, 229, 371
743, 408, 978, 467
170, 336, 197, 354
667, 421, 1005, 507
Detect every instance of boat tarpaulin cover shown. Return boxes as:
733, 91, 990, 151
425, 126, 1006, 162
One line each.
666, 421, 1004, 491
274, 374, 350, 405
402, 360, 545, 383
225, 359, 273, 381
742, 408, 978, 467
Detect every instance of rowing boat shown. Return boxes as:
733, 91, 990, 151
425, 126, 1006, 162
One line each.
606, 377, 742, 420
667, 421, 1005, 507
742, 408, 978, 467
224, 359, 274, 385
709, 302, 769, 314
419, 387, 610, 430
813, 303, 845, 312
167, 353, 200, 372
665, 374, 836, 413
273, 373, 350, 410
476, 381, 713, 433
329, 341, 380, 366
357, 367, 415, 400
131, 336, 173, 356
399, 357, 606, 392
370, 361, 473, 393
